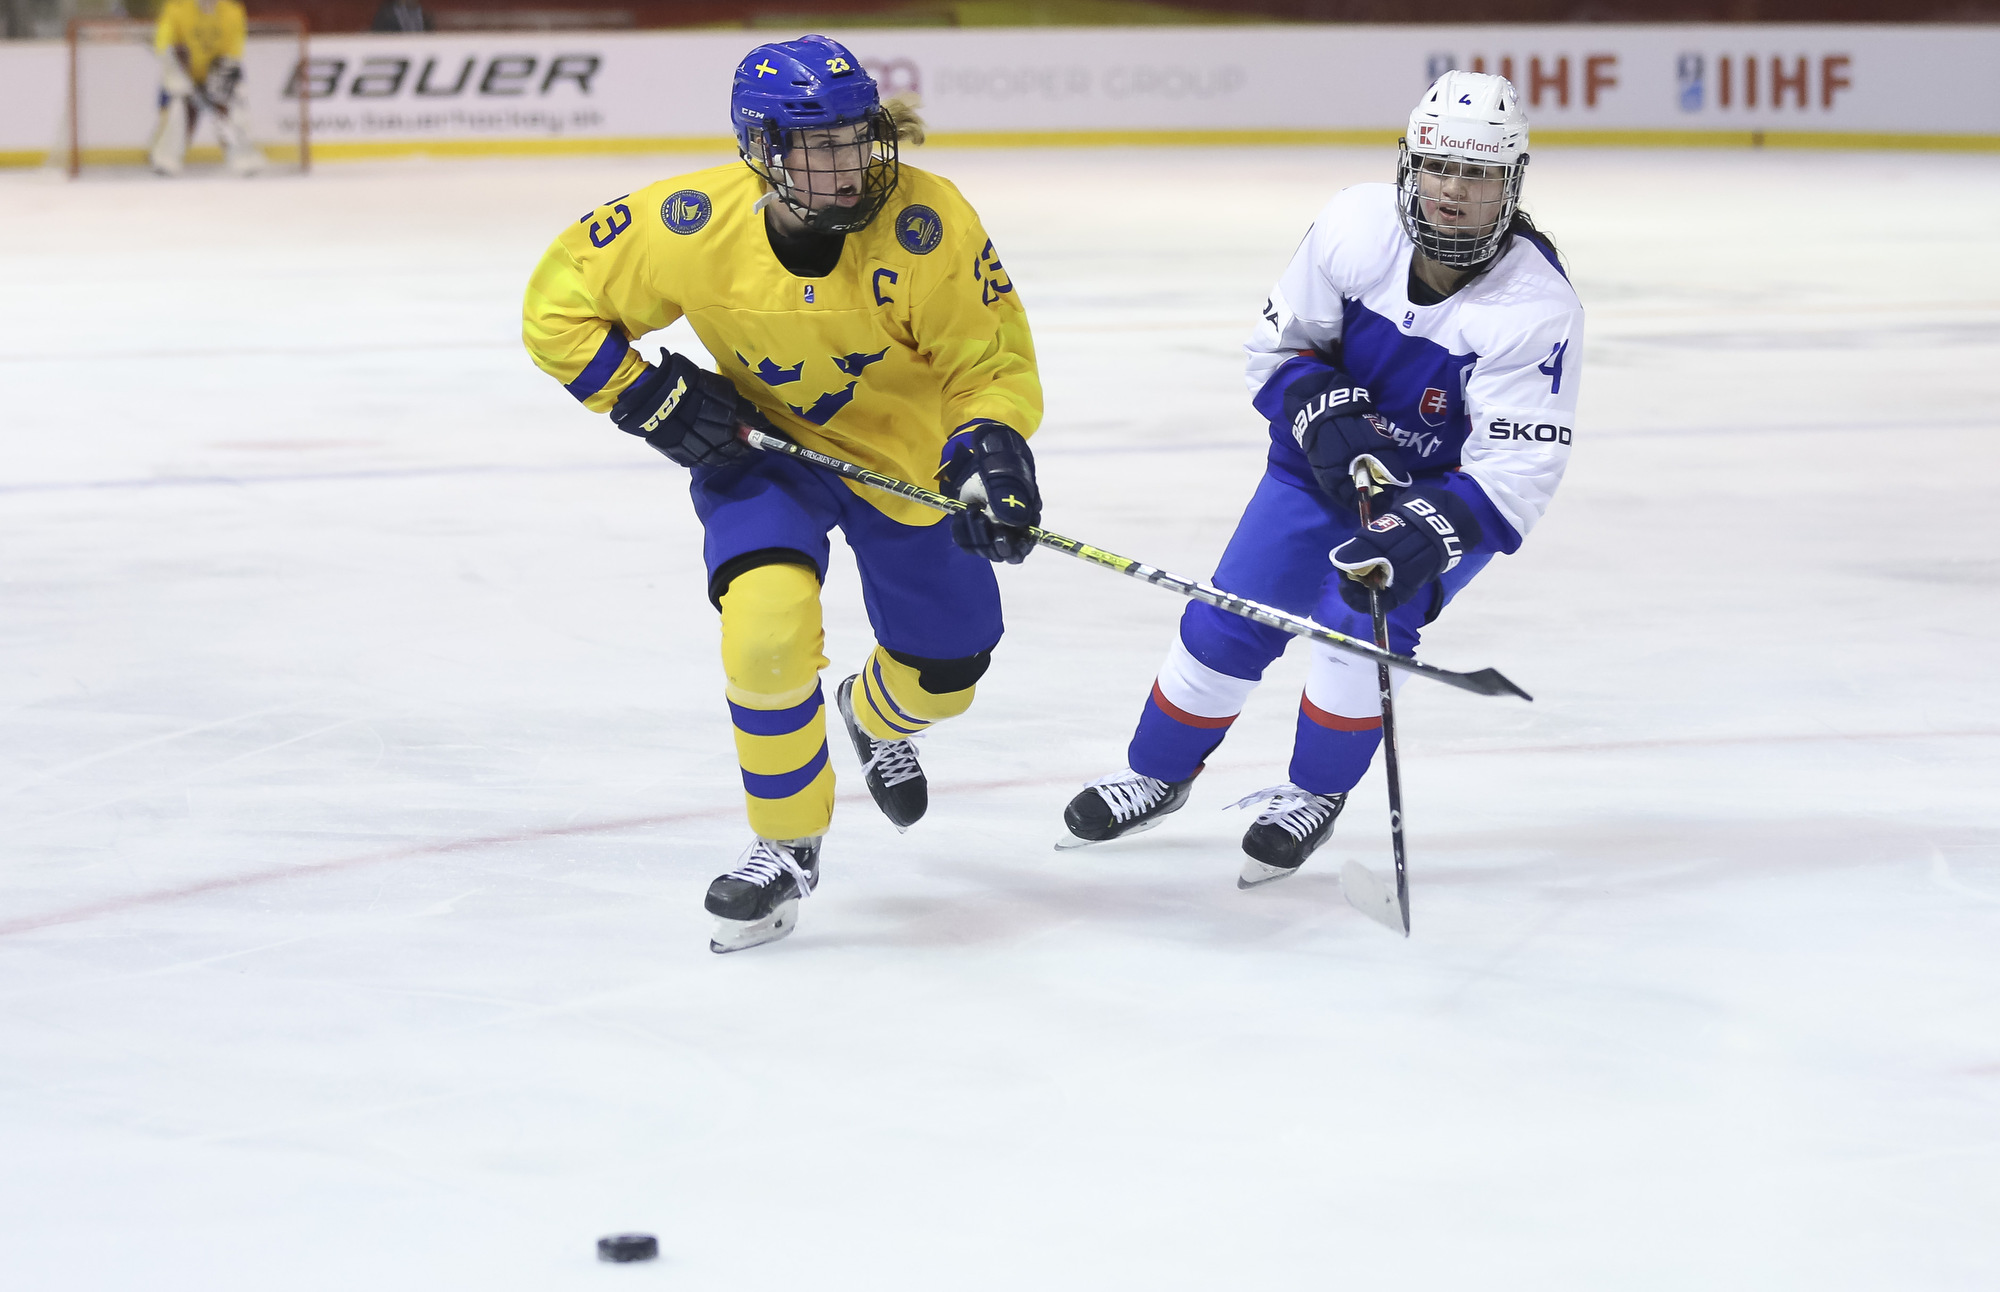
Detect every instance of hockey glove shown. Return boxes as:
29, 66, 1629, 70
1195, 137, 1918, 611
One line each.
1330, 485, 1483, 612
1279, 365, 1414, 514
158, 50, 194, 97
610, 352, 760, 468
938, 421, 1040, 564
202, 57, 243, 107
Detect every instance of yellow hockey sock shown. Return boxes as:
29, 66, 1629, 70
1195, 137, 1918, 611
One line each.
852, 645, 977, 743
719, 563, 833, 840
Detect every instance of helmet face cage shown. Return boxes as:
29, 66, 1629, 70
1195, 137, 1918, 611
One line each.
742, 106, 899, 235
1396, 139, 1527, 269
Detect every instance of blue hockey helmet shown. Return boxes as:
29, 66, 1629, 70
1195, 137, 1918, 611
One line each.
731, 36, 899, 234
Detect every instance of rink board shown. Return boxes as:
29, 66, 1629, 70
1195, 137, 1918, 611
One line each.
3, 22, 2000, 166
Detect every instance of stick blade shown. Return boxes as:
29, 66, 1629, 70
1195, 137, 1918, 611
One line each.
1449, 667, 1534, 701
1341, 859, 1409, 936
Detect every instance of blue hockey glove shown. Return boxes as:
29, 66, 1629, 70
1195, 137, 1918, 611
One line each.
1280, 365, 1414, 513
1330, 485, 1483, 612
938, 421, 1040, 564
610, 352, 761, 468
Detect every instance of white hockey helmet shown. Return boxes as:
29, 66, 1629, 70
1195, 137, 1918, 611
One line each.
1397, 71, 1530, 268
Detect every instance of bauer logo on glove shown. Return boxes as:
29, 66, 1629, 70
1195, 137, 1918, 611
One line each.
1289, 383, 1372, 442
1331, 485, 1483, 612
1270, 362, 1415, 515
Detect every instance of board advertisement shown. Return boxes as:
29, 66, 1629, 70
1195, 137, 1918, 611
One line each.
5, 23, 1997, 166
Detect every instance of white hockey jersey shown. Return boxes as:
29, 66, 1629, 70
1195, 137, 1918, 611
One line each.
1246, 183, 1583, 553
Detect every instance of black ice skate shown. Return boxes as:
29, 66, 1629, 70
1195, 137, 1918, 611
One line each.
1232, 784, 1347, 888
1057, 768, 1196, 850
705, 836, 822, 953
836, 674, 926, 831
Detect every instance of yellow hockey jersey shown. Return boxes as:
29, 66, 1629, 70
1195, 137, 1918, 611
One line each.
154, 0, 246, 81
522, 162, 1042, 525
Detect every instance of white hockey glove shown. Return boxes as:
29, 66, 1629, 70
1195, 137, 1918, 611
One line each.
204, 58, 244, 108
158, 50, 194, 98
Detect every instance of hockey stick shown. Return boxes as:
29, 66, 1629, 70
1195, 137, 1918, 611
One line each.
736, 427, 1532, 701
1338, 467, 1411, 937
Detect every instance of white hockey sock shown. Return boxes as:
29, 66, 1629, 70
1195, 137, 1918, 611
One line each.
1302, 640, 1408, 724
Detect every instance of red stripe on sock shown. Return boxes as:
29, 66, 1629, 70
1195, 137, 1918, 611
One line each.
1150, 681, 1238, 730
1300, 692, 1382, 732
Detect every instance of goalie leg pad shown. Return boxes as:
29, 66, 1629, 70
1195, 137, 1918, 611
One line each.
214, 104, 264, 176
150, 92, 191, 175
720, 561, 834, 841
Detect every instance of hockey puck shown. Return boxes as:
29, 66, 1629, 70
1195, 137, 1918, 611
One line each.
597, 1233, 658, 1263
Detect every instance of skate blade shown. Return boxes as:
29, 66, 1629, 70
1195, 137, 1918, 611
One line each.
1236, 857, 1300, 889
1340, 859, 1406, 935
709, 899, 800, 954
1053, 815, 1165, 852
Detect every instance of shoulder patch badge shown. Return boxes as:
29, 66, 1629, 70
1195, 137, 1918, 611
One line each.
661, 190, 712, 235
894, 204, 943, 255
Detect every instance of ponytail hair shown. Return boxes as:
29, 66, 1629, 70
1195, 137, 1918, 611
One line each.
1509, 209, 1562, 267
883, 93, 925, 146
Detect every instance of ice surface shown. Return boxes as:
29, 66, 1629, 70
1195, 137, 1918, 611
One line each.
2, 147, 1997, 1290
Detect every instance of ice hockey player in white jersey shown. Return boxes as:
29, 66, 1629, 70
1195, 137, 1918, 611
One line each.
1059, 71, 1583, 884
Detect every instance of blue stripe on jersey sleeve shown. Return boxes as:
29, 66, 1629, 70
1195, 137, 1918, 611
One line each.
564, 326, 629, 402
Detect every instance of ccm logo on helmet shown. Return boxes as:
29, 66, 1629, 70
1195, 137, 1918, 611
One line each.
1488, 419, 1573, 444
639, 377, 689, 434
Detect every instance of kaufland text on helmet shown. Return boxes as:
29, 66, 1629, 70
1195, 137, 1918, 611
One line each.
1430, 133, 1506, 154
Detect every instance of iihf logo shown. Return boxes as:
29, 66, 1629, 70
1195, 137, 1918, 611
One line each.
1418, 386, 1450, 427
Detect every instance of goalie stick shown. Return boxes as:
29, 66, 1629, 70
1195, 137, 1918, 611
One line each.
1340, 466, 1411, 937
736, 426, 1533, 702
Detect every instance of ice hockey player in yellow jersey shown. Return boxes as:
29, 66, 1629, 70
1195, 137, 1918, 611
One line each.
522, 36, 1043, 953
151, 0, 261, 176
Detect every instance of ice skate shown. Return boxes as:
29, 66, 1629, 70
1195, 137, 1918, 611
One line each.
1231, 784, 1346, 888
836, 674, 926, 831
1057, 768, 1196, 850
705, 836, 821, 953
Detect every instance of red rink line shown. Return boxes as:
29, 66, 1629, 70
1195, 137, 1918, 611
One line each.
4, 732, 1994, 940
0, 806, 733, 940
0, 778, 1056, 940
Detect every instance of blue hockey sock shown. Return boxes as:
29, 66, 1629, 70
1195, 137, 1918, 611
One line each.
1288, 692, 1383, 797
1128, 682, 1234, 783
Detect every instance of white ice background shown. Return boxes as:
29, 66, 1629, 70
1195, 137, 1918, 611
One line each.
2, 147, 1997, 1289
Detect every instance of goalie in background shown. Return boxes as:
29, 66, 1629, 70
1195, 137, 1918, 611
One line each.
150, 0, 263, 177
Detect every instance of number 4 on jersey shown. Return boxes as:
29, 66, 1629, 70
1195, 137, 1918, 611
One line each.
1538, 338, 1568, 394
